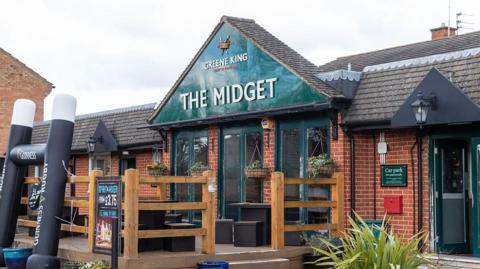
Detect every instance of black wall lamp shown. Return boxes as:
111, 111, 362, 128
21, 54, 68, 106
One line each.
86, 136, 103, 154
410, 91, 437, 127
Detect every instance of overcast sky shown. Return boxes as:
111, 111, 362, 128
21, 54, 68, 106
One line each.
1, 0, 479, 117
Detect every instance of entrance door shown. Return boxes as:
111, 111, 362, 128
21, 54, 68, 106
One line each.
436, 140, 469, 253
222, 126, 263, 220
471, 138, 480, 256
277, 117, 329, 224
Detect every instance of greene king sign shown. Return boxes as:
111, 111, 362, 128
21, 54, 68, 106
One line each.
180, 77, 277, 110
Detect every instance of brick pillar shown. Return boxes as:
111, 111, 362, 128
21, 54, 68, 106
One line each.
263, 123, 275, 202
208, 125, 219, 217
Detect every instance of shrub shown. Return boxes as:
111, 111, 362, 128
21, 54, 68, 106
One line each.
310, 213, 438, 269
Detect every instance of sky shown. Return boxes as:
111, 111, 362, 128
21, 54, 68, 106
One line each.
1, 0, 479, 118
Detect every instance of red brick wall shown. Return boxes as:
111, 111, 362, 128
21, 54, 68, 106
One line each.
0, 50, 52, 154
263, 123, 275, 202
337, 128, 429, 240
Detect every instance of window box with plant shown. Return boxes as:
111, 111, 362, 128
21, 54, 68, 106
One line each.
190, 162, 209, 177
79, 260, 110, 269
245, 160, 270, 179
146, 162, 168, 176
308, 154, 337, 178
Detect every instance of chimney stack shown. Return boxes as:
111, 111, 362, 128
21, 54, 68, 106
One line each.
430, 23, 457, 40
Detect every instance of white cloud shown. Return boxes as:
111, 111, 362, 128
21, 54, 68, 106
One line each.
1, 0, 479, 115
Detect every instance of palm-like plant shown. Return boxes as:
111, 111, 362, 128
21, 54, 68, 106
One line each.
310, 213, 438, 269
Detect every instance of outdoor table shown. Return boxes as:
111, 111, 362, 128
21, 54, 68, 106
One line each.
137, 199, 177, 251
228, 202, 271, 245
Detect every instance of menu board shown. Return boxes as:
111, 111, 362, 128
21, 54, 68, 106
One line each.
93, 176, 121, 254
381, 164, 408, 187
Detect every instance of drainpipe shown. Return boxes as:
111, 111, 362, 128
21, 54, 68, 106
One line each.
410, 140, 418, 234
350, 133, 356, 218
417, 132, 423, 233
372, 135, 377, 220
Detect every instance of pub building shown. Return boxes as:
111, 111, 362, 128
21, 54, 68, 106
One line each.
29, 16, 480, 257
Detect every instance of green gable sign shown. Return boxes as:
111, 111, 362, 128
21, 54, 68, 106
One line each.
151, 22, 327, 125
381, 164, 408, 187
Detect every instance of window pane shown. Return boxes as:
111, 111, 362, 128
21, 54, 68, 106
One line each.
175, 138, 189, 202
282, 129, 300, 221
245, 132, 262, 203
224, 134, 241, 219
193, 136, 208, 220
306, 127, 329, 224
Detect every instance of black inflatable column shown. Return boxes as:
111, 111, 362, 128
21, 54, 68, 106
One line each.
27, 94, 76, 269
0, 100, 36, 266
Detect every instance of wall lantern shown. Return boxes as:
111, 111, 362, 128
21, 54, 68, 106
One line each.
86, 136, 103, 154
410, 91, 436, 127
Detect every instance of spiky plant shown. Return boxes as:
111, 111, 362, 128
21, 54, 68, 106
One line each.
309, 213, 438, 269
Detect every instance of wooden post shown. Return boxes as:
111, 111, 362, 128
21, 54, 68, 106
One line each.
156, 183, 167, 200
336, 173, 344, 232
124, 169, 139, 258
201, 170, 215, 254
88, 170, 103, 252
271, 172, 285, 249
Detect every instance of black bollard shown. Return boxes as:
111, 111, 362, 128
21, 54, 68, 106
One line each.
26, 94, 77, 269
0, 99, 36, 266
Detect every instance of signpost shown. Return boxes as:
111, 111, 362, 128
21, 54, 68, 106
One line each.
381, 164, 408, 187
93, 176, 121, 257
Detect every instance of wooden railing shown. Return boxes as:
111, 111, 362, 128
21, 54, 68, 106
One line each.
270, 172, 344, 249
18, 170, 103, 252
122, 169, 215, 258
17, 169, 216, 258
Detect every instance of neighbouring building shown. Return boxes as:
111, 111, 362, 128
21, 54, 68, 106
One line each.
0, 47, 53, 160
31, 103, 162, 201
145, 15, 480, 257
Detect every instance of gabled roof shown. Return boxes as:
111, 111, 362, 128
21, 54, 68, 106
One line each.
319, 30, 480, 72
148, 16, 341, 123
0, 47, 52, 86
343, 53, 480, 124
32, 103, 160, 152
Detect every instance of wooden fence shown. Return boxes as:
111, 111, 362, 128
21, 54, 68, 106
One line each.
270, 172, 344, 249
17, 169, 216, 258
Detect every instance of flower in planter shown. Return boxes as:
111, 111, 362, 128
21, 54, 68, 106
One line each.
79, 260, 110, 269
308, 154, 337, 178
146, 162, 168, 176
190, 162, 210, 176
245, 160, 270, 178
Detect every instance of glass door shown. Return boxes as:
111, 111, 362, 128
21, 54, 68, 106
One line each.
173, 130, 208, 223
221, 126, 263, 220
277, 116, 329, 224
472, 138, 480, 256
436, 140, 469, 253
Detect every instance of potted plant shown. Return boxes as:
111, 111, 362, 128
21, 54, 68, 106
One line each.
79, 260, 110, 269
146, 162, 168, 176
190, 162, 209, 177
308, 154, 337, 178
309, 213, 437, 269
245, 160, 270, 178
302, 233, 342, 269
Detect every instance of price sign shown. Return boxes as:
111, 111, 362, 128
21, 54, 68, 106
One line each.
93, 176, 121, 254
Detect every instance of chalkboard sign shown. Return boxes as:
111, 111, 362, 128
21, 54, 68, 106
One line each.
93, 176, 121, 254
381, 164, 407, 187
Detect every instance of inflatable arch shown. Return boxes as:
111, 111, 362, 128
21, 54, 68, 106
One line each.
0, 94, 77, 269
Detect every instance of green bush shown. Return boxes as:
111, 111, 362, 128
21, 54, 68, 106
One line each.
310, 213, 438, 269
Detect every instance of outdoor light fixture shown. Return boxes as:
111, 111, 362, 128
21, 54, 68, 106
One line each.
86, 136, 97, 154
87, 136, 103, 154
410, 91, 437, 127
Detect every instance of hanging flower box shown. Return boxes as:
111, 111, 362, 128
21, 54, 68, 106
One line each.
308, 155, 338, 178
146, 162, 167, 177
191, 162, 209, 177
245, 160, 270, 179
245, 168, 270, 178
